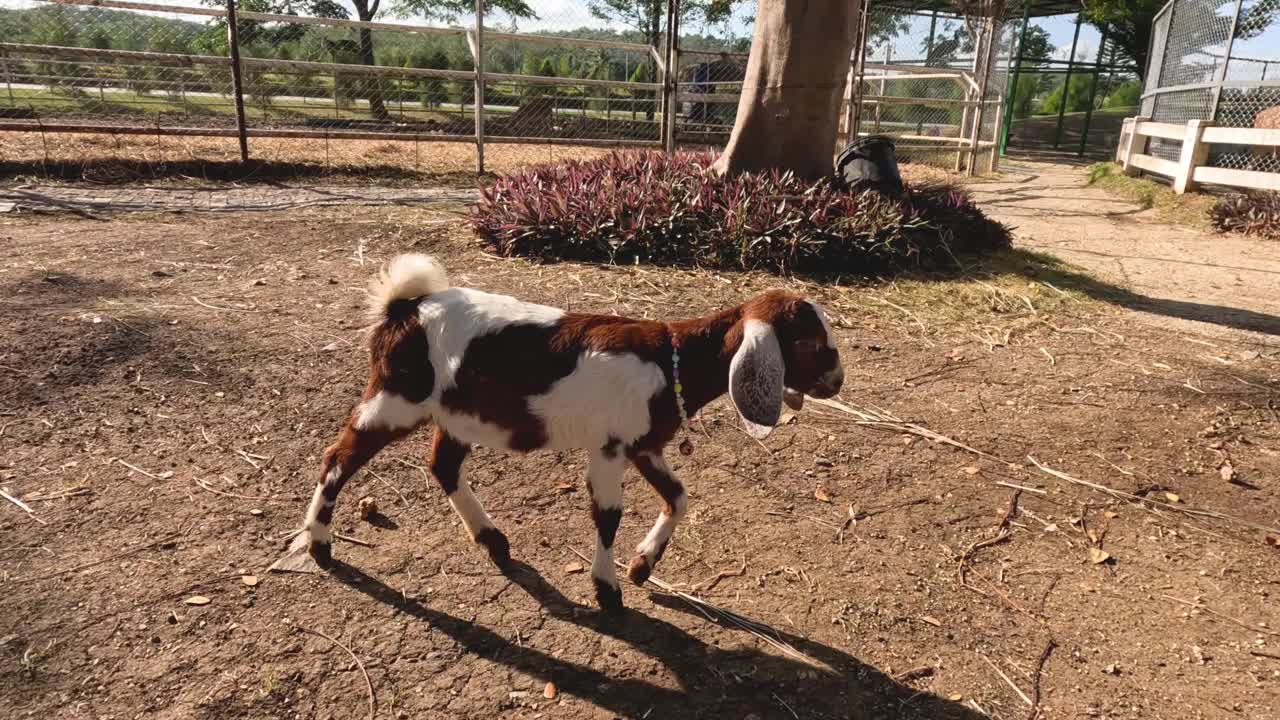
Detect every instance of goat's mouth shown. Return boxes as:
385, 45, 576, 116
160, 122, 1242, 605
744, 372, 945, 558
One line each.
806, 367, 844, 399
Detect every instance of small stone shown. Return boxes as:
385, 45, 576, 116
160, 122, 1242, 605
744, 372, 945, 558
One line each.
543, 682, 557, 699
1103, 663, 1120, 675
249, 509, 263, 516
241, 575, 259, 587
358, 496, 378, 521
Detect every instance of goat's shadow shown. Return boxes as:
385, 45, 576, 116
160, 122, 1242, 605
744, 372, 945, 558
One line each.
332, 560, 982, 719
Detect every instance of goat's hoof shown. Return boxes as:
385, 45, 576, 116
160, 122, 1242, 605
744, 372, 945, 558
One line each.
626, 555, 652, 586
269, 532, 327, 574
593, 578, 624, 614
475, 527, 511, 569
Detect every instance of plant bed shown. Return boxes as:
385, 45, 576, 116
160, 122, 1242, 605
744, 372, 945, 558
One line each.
470, 149, 1009, 275
1211, 191, 1280, 240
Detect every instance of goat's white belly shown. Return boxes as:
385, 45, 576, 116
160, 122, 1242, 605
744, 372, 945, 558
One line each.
531, 351, 666, 450
433, 351, 666, 452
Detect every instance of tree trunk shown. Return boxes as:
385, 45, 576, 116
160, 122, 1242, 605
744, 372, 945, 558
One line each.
354, 0, 390, 123
712, 0, 859, 180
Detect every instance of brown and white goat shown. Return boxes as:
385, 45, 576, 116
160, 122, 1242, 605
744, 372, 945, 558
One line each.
272, 254, 844, 612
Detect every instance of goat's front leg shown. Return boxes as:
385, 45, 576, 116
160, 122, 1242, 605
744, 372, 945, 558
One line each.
586, 446, 627, 613
430, 427, 510, 568
625, 450, 687, 585
270, 418, 407, 573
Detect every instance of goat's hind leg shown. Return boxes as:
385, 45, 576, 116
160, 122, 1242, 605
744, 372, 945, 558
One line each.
586, 446, 627, 613
270, 416, 409, 573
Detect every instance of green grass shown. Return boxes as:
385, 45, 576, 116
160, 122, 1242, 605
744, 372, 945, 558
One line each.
2, 86, 662, 125
1086, 161, 1215, 229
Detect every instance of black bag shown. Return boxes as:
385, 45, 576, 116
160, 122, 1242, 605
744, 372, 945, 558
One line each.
836, 135, 904, 197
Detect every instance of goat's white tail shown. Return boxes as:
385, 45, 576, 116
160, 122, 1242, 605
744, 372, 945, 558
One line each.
366, 253, 450, 322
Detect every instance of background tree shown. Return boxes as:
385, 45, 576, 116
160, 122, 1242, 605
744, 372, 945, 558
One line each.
712, 0, 858, 178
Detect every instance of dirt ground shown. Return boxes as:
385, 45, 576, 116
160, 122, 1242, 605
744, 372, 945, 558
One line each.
1, 181, 1279, 720
968, 160, 1280, 342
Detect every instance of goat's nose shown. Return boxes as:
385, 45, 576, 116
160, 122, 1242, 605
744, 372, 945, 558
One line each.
812, 366, 844, 398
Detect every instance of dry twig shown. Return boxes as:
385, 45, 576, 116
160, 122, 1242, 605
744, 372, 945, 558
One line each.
297, 626, 375, 720
1028, 457, 1280, 535
1027, 638, 1057, 720
979, 653, 1032, 707
690, 558, 747, 594
569, 548, 830, 671
0, 488, 46, 525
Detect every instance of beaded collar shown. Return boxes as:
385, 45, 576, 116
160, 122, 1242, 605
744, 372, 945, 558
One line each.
670, 333, 695, 456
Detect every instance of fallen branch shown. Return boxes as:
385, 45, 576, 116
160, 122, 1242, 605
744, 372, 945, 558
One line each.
192, 296, 262, 313
979, 653, 1032, 708
1028, 456, 1280, 535
690, 557, 747, 594
1027, 638, 1057, 720
808, 398, 1009, 464
570, 548, 831, 671
1160, 594, 1279, 637
193, 477, 298, 502
297, 626, 375, 720
0, 488, 47, 525
15, 533, 179, 583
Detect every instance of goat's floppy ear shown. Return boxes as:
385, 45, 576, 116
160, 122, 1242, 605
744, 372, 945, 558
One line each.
729, 320, 785, 439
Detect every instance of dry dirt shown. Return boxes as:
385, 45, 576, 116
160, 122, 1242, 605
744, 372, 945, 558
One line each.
968, 160, 1280, 342
1, 199, 1279, 720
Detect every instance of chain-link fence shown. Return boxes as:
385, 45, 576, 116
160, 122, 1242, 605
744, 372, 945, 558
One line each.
1141, 0, 1280, 173
844, 6, 1009, 173
0, 0, 1015, 176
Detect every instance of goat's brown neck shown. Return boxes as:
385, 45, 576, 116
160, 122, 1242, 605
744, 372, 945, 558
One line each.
667, 306, 747, 418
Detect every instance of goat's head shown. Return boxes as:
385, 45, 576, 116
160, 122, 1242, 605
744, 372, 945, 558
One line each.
728, 291, 844, 439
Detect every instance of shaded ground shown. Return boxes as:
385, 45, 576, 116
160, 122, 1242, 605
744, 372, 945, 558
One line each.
1, 203, 1278, 720
970, 160, 1280, 341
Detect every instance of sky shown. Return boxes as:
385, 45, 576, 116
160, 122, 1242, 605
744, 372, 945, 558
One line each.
5, 0, 1280, 72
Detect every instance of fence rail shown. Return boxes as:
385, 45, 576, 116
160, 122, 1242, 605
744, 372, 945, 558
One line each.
1118, 116, 1280, 193
1, 0, 1010, 174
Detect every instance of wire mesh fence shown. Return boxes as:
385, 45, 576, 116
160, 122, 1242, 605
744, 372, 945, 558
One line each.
0, 0, 1017, 177
1141, 0, 1280, 173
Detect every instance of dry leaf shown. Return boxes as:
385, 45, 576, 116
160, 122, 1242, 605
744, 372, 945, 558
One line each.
814, 486, 832, 503
241, 575, 258, 587
1219, 461, 1236, 483
184, 596, 211, 606
1104, 511, 1119, 519
554, 481, 575, 492
919, 616, 943, 627
563, 561, 584, 575
778, 411, 797, 426
1043, 523, 1059, 533
1265, 536, 1279, 549
1089, 547, 1112, 565
1164, 492, 1181, 503
358, 496, 378, 520
962, 466, 981, 476
543, 682, 558, 700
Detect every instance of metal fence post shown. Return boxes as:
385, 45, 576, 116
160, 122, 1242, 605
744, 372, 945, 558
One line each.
1211, 0, 1245, 121
1053, 17, 1081, 149
1076, 26, 1107, 157
998, 1, 1030, 156
224, 0, 249, 162
473, 0, 485, 174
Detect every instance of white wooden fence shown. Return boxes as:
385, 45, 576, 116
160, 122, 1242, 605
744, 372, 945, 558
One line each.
1117, 116, 1280, 193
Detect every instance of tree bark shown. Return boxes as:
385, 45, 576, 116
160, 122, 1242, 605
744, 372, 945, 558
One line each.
712, 0, 859, 180
354, 0, 391, 123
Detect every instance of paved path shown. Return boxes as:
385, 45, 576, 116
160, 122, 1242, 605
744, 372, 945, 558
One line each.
969, 160, 1280, 341
0, 184, 477, 215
